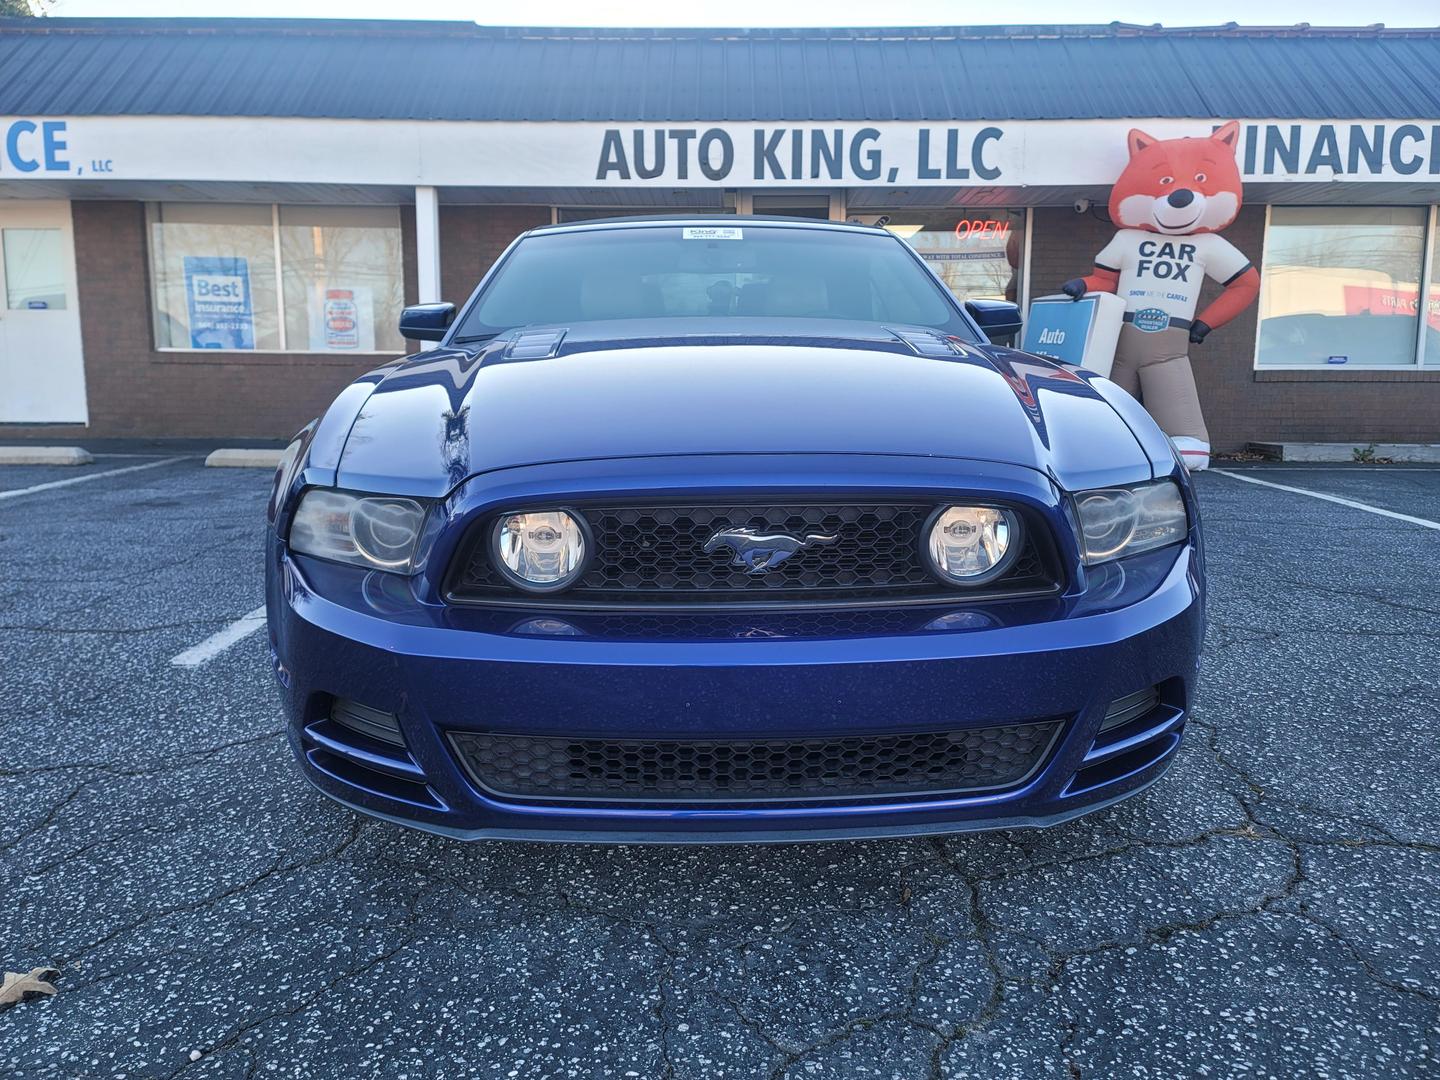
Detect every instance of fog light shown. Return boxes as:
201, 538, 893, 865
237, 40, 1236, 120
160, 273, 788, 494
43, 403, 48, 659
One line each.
492, 510, 590, 592
924, 505, 1021, 586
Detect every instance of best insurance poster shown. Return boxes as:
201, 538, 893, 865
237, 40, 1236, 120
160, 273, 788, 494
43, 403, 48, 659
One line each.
183, 256, 255, 350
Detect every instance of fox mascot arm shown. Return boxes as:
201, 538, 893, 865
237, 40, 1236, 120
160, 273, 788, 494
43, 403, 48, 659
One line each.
1191, 264, 1260, 341
1065, 265, 1121, 296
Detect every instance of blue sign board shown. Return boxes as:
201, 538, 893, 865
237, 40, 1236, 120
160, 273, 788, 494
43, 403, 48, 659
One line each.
183, 256, 254, 350
1021, 296, 1101, 366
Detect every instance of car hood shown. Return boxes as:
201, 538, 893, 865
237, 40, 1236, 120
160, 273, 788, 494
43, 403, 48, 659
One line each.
335, 320, 1152, 497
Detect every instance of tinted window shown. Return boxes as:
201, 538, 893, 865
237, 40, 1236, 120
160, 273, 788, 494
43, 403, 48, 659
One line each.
453, 226, 975, 341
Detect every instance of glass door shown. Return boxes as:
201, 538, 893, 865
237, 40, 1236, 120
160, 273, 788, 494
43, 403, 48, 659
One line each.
0, 200, 87, 424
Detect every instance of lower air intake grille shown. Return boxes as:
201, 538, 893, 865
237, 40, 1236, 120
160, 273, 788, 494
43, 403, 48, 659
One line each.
448, 721, 1062, 804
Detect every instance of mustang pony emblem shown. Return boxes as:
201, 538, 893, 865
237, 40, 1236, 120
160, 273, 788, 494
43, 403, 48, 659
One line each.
703, 527, 839, 574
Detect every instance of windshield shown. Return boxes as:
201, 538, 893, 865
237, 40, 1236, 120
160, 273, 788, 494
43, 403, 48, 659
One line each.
452, 224, 977, 342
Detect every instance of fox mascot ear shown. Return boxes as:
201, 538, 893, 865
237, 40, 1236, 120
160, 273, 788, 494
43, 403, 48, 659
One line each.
1211, 120, 1241, 149
1127, 129, 1158, 158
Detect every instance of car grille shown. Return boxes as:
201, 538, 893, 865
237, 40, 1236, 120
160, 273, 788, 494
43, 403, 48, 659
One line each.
449, 502, 1053, 607
447, 721, 1063, 804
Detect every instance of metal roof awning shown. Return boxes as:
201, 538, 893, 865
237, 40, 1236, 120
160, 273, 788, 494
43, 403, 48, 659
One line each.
0, 18, 1437, 124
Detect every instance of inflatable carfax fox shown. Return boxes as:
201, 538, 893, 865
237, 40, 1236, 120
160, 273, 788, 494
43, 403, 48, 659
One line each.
1063, 121, 1260, 470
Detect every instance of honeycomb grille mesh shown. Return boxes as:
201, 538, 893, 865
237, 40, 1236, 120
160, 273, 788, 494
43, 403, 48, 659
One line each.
452, 503, 1047, 605
448, 722, 1062, 803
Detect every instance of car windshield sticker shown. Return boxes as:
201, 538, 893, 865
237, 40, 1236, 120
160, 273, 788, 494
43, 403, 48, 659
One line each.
682, 227, 743, 240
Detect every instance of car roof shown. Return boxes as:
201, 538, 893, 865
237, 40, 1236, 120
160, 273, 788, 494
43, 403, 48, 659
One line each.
526, 215, 890, 237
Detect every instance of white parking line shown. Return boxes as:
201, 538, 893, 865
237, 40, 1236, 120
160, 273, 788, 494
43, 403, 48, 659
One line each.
170, 606, 268, 668
1212, 469, 1440, 531
0, 456, 189, 502
1219, 466, 1440, 472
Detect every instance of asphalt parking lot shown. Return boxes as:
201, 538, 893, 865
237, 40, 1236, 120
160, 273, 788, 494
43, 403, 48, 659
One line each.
1, 456, 1437, 1079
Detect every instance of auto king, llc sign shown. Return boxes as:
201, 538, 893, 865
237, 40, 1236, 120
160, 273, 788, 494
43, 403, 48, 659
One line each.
2, 116, 1438, 187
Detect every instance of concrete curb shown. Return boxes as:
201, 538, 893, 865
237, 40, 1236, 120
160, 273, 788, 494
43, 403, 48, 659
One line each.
204, 449, 285, 469
0, 446, 95, 466
1250, 441, 1440, 463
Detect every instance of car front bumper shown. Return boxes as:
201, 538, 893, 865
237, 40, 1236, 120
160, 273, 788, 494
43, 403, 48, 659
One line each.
266, 529, 1204, 843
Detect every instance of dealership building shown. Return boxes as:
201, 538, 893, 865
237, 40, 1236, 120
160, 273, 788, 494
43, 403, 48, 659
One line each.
0, 17, 1438, 449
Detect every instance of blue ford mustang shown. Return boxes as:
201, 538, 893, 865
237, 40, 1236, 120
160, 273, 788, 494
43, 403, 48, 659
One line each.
265, 217, 1204, 843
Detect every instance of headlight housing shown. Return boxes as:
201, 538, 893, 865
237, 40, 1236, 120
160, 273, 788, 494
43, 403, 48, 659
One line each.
1073, 480, 1187, 565
267, 429, 309, 525
924, 505, 1022, 586
492, 510, 590, 592
289, 489, 430, 573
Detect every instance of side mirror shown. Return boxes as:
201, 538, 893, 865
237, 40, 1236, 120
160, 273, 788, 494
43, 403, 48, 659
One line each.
965, 299, 1023, 344
399, 302, 456, 342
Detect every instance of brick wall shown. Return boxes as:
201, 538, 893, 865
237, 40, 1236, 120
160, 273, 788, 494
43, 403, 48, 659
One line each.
438, 204, 551, 302
2, 201, 548, 440
1029, 205, 1440, 451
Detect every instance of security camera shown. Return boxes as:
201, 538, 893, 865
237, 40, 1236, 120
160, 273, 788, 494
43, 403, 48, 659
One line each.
1073, 198, 1092, 214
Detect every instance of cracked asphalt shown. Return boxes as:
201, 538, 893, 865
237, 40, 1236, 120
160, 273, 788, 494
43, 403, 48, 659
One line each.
1, 457, 1438, 1078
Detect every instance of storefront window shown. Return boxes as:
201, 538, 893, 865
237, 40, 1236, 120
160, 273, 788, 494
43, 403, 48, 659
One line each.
881, 211, 1025, 304
1257, 207, 1427, 367
279, 206, 404, 353
148, 202, 404, 352
149, 203, 280, 350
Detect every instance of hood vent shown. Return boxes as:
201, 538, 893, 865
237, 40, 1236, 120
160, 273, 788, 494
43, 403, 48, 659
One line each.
888, 327, 966, 358
505, 328, 568, 360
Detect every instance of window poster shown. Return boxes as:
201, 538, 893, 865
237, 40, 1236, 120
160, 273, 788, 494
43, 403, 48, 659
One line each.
183, 256, 255, 349
307, 285, 375, 351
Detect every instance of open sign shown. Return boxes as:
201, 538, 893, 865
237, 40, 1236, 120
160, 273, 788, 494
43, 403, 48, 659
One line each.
953, 219, 1011, 241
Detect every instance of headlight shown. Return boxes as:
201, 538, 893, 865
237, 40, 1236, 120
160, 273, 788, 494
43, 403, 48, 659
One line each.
289, 489, 429, 573
492, 510, 589, 592
1073, 481, 1187, 565
924, 505, 1021, 586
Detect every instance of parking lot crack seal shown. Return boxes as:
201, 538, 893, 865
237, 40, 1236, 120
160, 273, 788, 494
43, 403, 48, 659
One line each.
925, 885, 1012, 1078
55, 817, 368, 972
1295, 903, 1440, 1005
719, 993, 789, 1058
1019, 835, 1306, 997
162, 874, 436, 1079
653, 953, 679, 1080
761, 986, 947, 1079
0, 729, 286, 781
1270, 576, 1440, 618
1188, 716, 1267, 805
1059, 1014, 1083, 1080
0, 778, 90, 857
725, 904, 963, 1079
